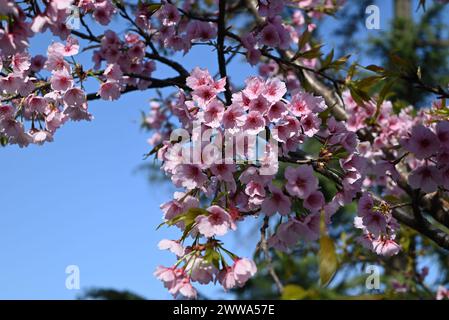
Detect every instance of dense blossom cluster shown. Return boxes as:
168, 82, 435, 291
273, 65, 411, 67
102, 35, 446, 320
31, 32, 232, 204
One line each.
3, 0, 449, 299
147, 68, 409, 298
147, 64, 449, 297
0, 0, 158, 147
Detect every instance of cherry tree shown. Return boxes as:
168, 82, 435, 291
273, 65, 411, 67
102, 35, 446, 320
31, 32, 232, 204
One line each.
2, 0, 449, 300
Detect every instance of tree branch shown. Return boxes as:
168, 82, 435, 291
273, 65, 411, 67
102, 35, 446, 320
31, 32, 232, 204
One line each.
256, 216, 284, 294
217, 0, 232, 105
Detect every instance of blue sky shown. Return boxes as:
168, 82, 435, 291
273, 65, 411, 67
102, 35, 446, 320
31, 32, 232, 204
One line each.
0, 0, 429, 299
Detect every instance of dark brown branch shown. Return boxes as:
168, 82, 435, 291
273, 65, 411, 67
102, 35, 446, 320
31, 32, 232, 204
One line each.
217, 0, 232, 105
71, 29, 189, 78
86, 76, 186, 101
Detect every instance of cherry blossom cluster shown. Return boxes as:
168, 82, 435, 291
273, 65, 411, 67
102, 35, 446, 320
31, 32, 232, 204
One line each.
0, 34, 91, 147
149, 68, 382, 298
130, 1, 217, 55
1, 1, 156, 147
240, 0, 344, 66
344, 91, 449, 196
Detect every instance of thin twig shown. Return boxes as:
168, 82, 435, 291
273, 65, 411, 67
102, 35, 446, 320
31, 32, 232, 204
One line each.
256, 216, 284, 293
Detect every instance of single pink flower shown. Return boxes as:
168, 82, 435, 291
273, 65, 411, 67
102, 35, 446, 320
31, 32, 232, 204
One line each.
210, 163, 236, 182
263, 78, 286, 103
243, 76, 265, 99
185, 257, 217, 284
223, 103, 246, 132
408, 165, 441, 193
303, 190, 325, 212
243, 111, 266, 135
285, 165, 318, 199
63, 87, 86, 108
217, 267, 237, 291
202, 99, 224, 128
402, 124, 439, 159
267, 101, 288, 122
98, 81, 121, 101
436, 120, 449, 149
50, 69, 73, 91
158, 239, 185, 257
372, 238, 401, 256
261, 184, 291, 216
259, 23, 280, 47
233, 258, 257, 286
195, 205, 236, 238
172, 164, 208, 190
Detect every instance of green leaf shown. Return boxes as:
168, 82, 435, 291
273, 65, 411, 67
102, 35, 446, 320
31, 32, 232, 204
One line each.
328, 54, 351, 70
281, 284, 308, 300
204, 248, 221, 269
348, 84, 371, 105
167, 207, 208, 227
146, 3, 162, 14
364, 64, 385, 73
356, 75, 383, 90
0, 135, 7, 147
320, 49, 334, 70
297, 30, 311, 52
319, 235, 338, 287
373, 79, 396, 120
298, 44, 324, 60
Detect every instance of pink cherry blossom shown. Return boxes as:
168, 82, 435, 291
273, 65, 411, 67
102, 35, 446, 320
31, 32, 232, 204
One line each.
92, 0, 116, 25
173, 277, 197, 299
248, 95, 269, 114
195, 205, 236, 238
202, 99, 224, 128
303, 190, 325, 212
243, 76, 265, 99
436, 286, 449, 300
217, 267, 237, 291
185, 257, 217, 284
301, 113, 321, 137
158, 3, 181, 26
285, 165, 318, 199
263, 78, 286, 103
372, 238, 401, 257
436, 120, 449, 148
210, 163, 236, 182
233, 258, 257, 286
98, 81, 121, 101
260, 23, 280, 47
267, 101, 288, 122
172, 164, 207, 190
222, 103, 246, 132
261, 184, 291, 216
243, 111, 266, 135
154, 266, 177, 289
158, 239, 185, 257
408, 165, 441, 193
63, 88, 86, 108
50, 69, 73, 92
401, 124, 439, 159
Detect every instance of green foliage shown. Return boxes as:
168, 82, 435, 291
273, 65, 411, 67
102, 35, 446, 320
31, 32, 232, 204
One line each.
319, 235, 338, 287
368, 4, 449, 106
78, 288, 146, 300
